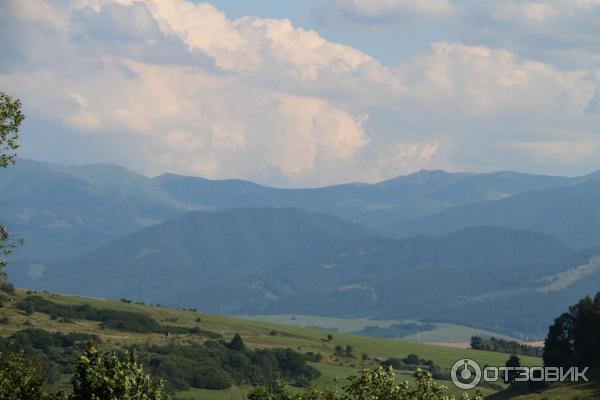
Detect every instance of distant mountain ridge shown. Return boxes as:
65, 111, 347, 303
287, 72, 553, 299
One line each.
384, 179, 600, 250
154, 168, 574, 227
2, 158, 588, 261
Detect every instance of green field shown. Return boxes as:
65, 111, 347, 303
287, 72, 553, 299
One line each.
0, 290, 543, 399
238, 314, 520, 344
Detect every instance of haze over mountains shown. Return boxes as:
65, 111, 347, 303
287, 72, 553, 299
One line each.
4, 159, 600, 338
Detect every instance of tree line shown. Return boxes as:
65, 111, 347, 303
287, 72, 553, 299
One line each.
470, 336, 542, 357
543, 291, 600, 368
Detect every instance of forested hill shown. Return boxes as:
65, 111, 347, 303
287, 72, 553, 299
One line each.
14, 207, 592, 337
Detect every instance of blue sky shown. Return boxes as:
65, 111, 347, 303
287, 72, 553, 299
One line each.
207, 0, 457, 65
2, 0, 600, 186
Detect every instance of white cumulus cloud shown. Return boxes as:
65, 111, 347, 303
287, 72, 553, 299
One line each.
1, 0, 600, 184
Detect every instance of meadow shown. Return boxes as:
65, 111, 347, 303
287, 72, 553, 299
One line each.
0, 289, 543, 399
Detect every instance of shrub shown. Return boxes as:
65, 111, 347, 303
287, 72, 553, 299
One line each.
71, 342, 170, 400
404, 354, 420, 365
248, 367, 482, 400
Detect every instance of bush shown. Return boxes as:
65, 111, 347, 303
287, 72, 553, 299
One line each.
17, 297, 163, 333
0, 282, 15, 294
0, 351, 45, 400
381, 357, 404, 369
404, 354, 420, 365
71, 342, 170, 400
248, 367, 482, 400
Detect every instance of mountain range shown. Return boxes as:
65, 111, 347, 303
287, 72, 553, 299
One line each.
4, 159, 600, 337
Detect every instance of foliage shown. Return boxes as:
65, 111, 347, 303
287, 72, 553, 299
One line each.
71, 342, 170, 400
0, 92, 23, 168
504, 355, 521, 383
0, 351, 67, 400
470, 336, 542, 357
381, 354, 434, 369
0, 351, 45, 400
133, 338, 321, 391
248, 367, 482, 400
16, 296, 221, 337
0, 328, 100, 385
17, 296, 161, 333
227, 333, 245, 351
543, 292, 600, 368
0, 91, 24, 281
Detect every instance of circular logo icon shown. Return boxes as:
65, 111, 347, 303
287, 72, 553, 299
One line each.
451, 359, 481, 390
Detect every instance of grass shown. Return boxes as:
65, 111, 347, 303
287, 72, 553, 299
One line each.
0, 289, 543, 399
238, 314, 518, 344
487, 380, 600, 400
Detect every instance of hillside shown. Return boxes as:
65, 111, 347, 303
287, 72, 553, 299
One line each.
488, 381, 600, 400
12, 208, 590, 337
384, 179, 600, 250
252, 226, 582, 337
0, 288, 542, 399
0, 159, 183, 261
13, 208, 373, 313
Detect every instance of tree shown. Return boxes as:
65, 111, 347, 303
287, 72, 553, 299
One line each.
333, 345, 344, 357
404, 354, 420, 365
228, 333, 245, 351
572, 295, 600, 367
0, 92, 22, 168
0, 351, 44, 400
470, 336, 483, 350
0, 92, 25, 282
504, 354, 521, 384
71, 342, 170, 400
543, 292, 600, 369
326, 334, 333, 342
0, 351, 66, 400
345, 345, 353, 357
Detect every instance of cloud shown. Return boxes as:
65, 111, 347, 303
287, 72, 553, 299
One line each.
507, 141, 599, 164
316, 0, 459, 25
395, 42, 596, 117
457, 1, 600, 66
1, 0, 600, 185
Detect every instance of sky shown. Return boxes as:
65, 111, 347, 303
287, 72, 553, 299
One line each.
2, 0, 600, 187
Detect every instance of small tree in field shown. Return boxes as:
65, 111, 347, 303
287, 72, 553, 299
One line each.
228, 333, 245, 351
504, 354, 521, 383
71, 342, 170, 400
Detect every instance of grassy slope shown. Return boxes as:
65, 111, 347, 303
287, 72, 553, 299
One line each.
488, 381, 600, 400
0, 290, 542, 399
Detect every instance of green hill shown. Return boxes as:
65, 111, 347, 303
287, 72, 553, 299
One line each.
0, 289, 541, 399
14, 208, 586, 338
384, 179, 600, 250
